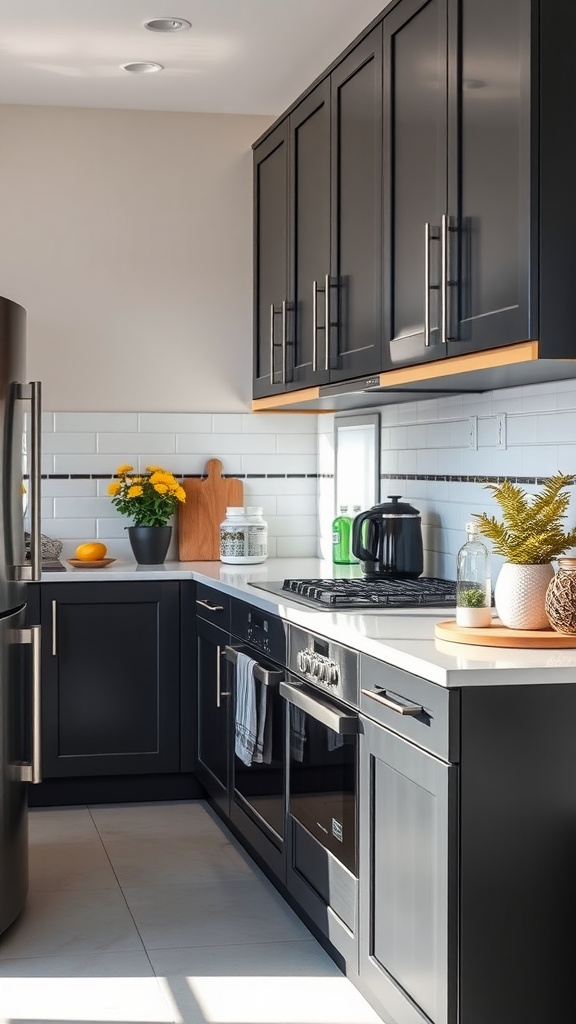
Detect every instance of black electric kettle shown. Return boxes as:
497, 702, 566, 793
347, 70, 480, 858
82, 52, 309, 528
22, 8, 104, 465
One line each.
351, 496, 424, 579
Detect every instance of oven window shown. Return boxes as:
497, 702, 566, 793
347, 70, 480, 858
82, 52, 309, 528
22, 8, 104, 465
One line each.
289, 708, 357, 875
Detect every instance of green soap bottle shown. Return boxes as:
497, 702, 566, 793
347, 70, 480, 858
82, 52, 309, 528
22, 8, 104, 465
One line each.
332, 505, 355, 564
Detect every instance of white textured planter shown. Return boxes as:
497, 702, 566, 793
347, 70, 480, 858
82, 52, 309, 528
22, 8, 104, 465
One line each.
456, 606, 492, 628
494, 562, 554, 630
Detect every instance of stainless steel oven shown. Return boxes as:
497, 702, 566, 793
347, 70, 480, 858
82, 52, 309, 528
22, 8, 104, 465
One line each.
281, 624, 360, 968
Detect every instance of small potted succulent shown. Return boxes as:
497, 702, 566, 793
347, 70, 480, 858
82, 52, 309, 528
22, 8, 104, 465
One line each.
473, 472, 576, 630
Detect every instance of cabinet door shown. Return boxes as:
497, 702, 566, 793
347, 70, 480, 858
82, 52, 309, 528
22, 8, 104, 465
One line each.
253, 122, 289, 398
359, 716, 457, 1024
446, 0, 532, 353
330, 26, 384, 381
41, 582, 180, 777
384, 0, 448, 368
289, 80, 331, 388
195, 617, 231, 816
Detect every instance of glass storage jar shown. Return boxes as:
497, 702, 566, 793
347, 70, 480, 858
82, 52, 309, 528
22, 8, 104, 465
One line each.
219, 506, 268, 564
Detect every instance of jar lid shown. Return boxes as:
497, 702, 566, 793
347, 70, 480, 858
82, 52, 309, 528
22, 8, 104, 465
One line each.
225, 506, 245, 515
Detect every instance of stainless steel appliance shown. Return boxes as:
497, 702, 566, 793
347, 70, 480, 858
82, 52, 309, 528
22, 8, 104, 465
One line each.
351, 495, 424, 578
250, 576, 456, 609
0, 297, 42, 935
281, 624, 361, 968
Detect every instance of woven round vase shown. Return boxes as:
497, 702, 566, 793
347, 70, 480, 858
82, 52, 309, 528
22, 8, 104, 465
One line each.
494, 562, 554, 630
545, 558, 576, 634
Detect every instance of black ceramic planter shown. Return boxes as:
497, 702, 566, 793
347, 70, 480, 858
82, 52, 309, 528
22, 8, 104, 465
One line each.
128, 525, 172, 565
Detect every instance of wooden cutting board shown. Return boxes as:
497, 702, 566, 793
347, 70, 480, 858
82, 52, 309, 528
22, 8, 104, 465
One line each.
178, 459, 243, 561
435, 619, 576, 649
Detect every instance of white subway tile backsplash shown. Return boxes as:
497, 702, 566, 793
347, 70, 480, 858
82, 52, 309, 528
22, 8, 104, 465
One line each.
276, 433, 317, 455
98, 433, 177, 455
54, 413, 139, 433
242, 454, 317, 475
43, 433, 97, 455
53, 454, 129, 474
42, 517, 97, 539
213, 414, 243, 433
177, 433, 275, 455
244, 413, 316, 434
267, 515, 317, 537
54, 497, 114, 519
276, 536, 318, 557
43, 479, 97, 498
139, 413, 212, 433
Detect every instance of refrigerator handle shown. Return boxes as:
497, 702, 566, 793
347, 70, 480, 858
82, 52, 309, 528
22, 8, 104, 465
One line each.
14, 381, 42, 583
13, 625, 42, 784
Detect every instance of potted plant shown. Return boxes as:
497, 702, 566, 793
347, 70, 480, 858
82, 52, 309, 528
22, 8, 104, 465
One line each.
108, 464, 186, 564
473, 472, 576, 629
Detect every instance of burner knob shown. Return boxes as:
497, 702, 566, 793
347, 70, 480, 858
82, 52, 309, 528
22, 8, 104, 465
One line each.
328, 662, 339, 685
317, 662, 329, 683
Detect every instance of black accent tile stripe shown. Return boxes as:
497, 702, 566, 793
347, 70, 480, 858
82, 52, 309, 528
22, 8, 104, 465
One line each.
382, 473, 575, 485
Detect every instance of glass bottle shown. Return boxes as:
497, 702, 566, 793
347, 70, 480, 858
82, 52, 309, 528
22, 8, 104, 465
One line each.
456, 522, 492, 627
332, 505, 355, 564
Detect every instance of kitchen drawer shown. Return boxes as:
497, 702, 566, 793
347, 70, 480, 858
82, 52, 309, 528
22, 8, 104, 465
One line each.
195, 583, 231, 630
360, 655, 459, 763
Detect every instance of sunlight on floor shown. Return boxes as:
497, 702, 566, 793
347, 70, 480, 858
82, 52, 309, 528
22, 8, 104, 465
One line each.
0, 975, 175, 1021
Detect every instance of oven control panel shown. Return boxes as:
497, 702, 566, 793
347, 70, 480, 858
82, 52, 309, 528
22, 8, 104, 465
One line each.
230, 599, 287, 661
289, 625, 359, 707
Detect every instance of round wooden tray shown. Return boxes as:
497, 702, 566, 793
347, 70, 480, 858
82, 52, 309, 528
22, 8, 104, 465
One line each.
67, 558, 116, 569
435, 619, 576, 649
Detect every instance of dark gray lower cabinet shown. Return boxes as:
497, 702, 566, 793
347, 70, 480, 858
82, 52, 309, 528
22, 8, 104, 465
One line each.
359, 715, 457, 1024
40, 582, 181, 777
194, 615, 231, 817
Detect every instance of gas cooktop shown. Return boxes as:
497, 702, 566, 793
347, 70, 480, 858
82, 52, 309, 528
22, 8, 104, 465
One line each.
249, 577, 457, 609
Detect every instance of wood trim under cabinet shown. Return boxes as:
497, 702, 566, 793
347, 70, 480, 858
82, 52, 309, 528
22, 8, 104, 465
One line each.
378, 340, 540, 387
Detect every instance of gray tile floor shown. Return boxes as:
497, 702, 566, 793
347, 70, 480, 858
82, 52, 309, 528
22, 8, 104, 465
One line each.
0, 800, 381, 1023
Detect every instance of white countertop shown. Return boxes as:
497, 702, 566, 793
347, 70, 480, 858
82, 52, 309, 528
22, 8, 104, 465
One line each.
41, 557, 576, 687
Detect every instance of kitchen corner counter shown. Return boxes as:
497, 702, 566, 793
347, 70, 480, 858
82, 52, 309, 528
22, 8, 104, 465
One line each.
40, 558, 576, 687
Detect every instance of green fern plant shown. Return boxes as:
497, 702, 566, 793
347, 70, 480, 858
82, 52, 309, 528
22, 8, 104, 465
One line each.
473, 472, 576, 564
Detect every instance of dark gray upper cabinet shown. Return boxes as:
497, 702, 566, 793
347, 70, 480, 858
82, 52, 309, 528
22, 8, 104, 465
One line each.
253, 26, 383, 398
253, 122, 289, 398
384, 0, 532, 369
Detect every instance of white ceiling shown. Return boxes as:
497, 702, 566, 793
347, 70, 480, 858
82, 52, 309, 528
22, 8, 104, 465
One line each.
0, 0, 388, 116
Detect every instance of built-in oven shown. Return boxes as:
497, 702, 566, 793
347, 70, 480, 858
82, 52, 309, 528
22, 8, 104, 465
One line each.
281, 624, 360, 968
225, 601, 287, 882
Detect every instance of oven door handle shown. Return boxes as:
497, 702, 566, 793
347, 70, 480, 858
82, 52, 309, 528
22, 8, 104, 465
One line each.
225, 645, 283, 687
279, 681, 358, 735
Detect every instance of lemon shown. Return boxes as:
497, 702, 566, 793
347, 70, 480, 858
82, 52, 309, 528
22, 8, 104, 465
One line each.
75, 542, 107, 561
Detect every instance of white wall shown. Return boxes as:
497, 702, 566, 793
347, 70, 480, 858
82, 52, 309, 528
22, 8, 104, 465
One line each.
0, 104, 272, 412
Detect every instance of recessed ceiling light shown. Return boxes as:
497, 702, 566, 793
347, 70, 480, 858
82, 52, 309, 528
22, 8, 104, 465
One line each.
144, 18, 191, 32
121, 62, 164, 74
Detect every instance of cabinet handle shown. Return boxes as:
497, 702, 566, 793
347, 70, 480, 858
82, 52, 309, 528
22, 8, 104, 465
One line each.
361, 688, 423, 716
51, 599, 57, 656
13, 625, 42, 783
216, 645, 230, 708
281, 299, 288, 384
441, 213, 458, 344
269, 304, 284, 383
196, 599, 224, 613
424, 223, 441, 347
312, 280, 319, 372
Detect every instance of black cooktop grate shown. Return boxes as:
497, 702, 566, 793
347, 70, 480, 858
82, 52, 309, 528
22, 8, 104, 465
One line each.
281, 577, 456, 608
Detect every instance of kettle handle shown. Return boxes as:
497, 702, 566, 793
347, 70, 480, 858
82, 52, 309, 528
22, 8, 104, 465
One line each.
351, 512, 374, 562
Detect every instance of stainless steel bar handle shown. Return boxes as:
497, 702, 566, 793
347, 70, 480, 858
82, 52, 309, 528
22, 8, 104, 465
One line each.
14, 626, 42, 783
424, 223, 440, 347
14, 381, 42, 581
324, 273, 331, 371
281, 299, 288, 384
196, 599, 224, 613
312, 280, 319, 372
29, 381, 42, 580
269, 303, 275, 382
441, 214, 457, 344
216, 645, 230, 708
279, 681, 358, 734
225, 645, 283, 687
361, 688, 423, 717
51, 599, 57, 656
216, 643, 222, 708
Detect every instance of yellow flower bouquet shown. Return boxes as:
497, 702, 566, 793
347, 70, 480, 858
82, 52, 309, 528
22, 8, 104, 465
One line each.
108, 464, 186, 527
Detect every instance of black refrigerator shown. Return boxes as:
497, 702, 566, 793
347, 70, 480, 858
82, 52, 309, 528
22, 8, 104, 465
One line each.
0, 297, 41, 935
